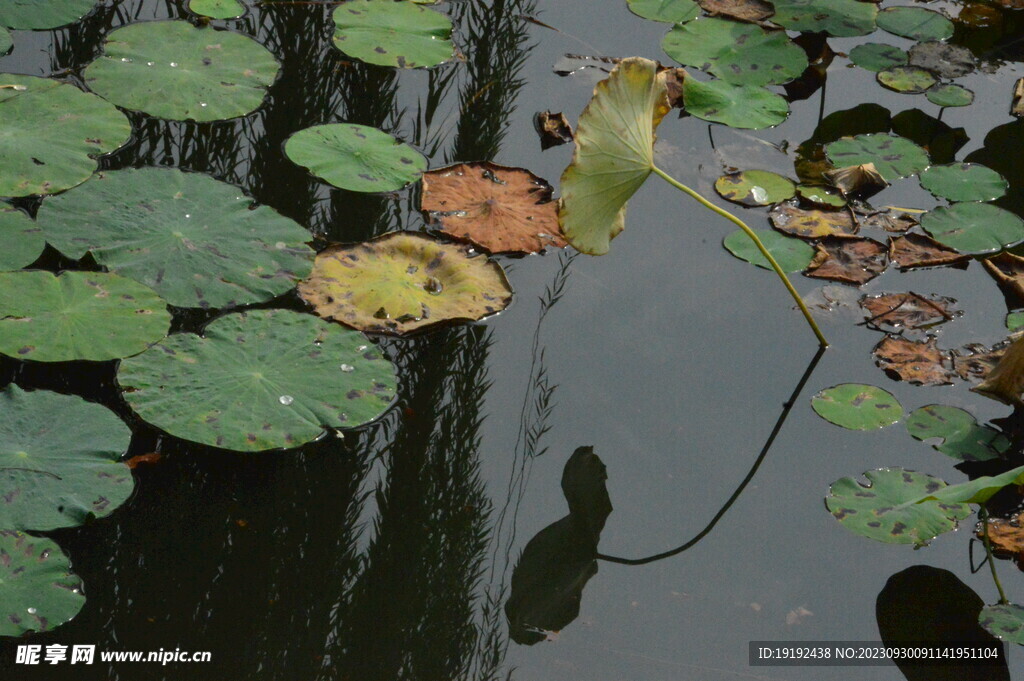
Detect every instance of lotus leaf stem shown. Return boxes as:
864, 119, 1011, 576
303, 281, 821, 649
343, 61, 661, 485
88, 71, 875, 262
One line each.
980, 506, 1008, 604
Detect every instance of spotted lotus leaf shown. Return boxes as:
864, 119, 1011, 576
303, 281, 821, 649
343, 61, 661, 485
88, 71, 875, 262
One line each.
825, 133, 929, 182
848, 43, 906, 73
681, 79, 789, 129
919, 163, 1008, 203
331, 0, 453, 69
188, 0, 246, 19
905, 405, 1007, 462
770, 0, 877, 37
0, 531, 85, 637
979, 604, 1024, 644
811, 383, 902, 430
921, 203, 1024, 256
0, 206, 44, 271
0, 0, 97, 29
876, 6, 954, 41
877, 66, 937, 94
714, 170, 795, 206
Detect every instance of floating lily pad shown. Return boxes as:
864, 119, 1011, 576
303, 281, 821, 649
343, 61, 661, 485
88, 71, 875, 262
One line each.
825, 468, 969, 546
876, 7, 954, 41
0, 386, 133, 530
1008, 311, 1024, 332
118, 309, 396, 452
0, 271, 169, 362
979, 604, 1024, 645
889, 232, 970, 270
698, 0, 774, 23
806, 237, 887, 285
559, 58, 670, 255
682, 78, 788, 129
877, 66, 937, 94
285, 123, 427, 193
188, 0, 246, 19
919, 163, 1007, 203
626, 0, 699, 22
0, 0, 97, 29
421, 162, 564, 254
0, 74, 130, 198
714, 170, 795, 206
926, 84, 974, 108
921, 202, 1024, 255
662, 18, 808, 87
82, 20, 279, 122
908, 42, 976, 79
825, 133, 930, 181
873, 336, 956, 386
848, 43, 907, 72
298, 232, 512, 335
722, 229, 813, 272
769, 202, 856, 239
796, 185, 846, 208
860, 292, 957, 333
331, 0, 453, 69
37, 168, 313, 309
0, 27, 10, 55
811, 383, 903, 430
770, 0, 878, 37
0, 531, 85, 637
0, 207, 44, 270
906, 405, 1006, 462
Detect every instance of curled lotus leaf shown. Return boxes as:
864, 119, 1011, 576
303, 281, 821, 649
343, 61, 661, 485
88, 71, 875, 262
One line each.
558, 57, 670, 256
0, 74, 130, 198
889, 233, 970, 270
626, 0, 700, 23
118, 309, 397, 452
188, 0, 247, 19
331, 0, 454, 69
713, 170, 795, 206
0, 206, 44, 270
769, 202, 856, 239
421, 162, 565, 255
905, 404, 1007, 462
811, 383, 903, 430
984, 252, 1024, 303
722, 229, 813, 272
825, 133, 929, 182
872, 335, 956, 386
848, 43, 907, 73
926, 84, 974, 109
298, 232, 513, 336
681, 78, 789, 129
0, 385, 134, 531
0, 531, 85, 637
877, 66, 937, 94
534, 111, 573, 150
980, 605, 1024, 645
770, 0, 878, 37
83, 20, 279, 122
876, 7, 954, 42
919, 163, 1008, 203
978, 513, 1024, 569
921, 203, 1024, 256
0, 0, 97, 29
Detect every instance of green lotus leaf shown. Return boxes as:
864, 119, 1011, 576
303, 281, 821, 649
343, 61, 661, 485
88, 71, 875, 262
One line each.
0, 0, 97, 29
824, 133, 929, 181
979, 604, 1024, 645
714, 170, 795, 206
37, 168, 314, 309
1008, 310, 1024, 332
921, 202, 1024, 255
662, 18, 808, 87
919, 163, 1006, 202
331, 0, 454, 69
811, 383, 903, 430
0, 386, 133, 531
298, 232, 513, 335
558, 57, 670, 255
796, 185, 846, 208
905, 405, 1007, 462
0, 271, 170, 362
682, 78, 789, 129
627, 0, 699, 23
188, 0, 246, 19
825, 468, 970, 546
876, 6, 954, 41
926, 84, 974, 108
877, 66, 937, 94
82, 20, 279, 122
0, 74, 130, 198
848, 43, 907, 73
912, 463, 1024, 506
723, 229, 813, 272
284, 123, 427, 193
769, 0, 877, 37
0, 27, 11, 55
0, 531, 85, 637
0, 206, 44, 270
118, 309, 397, 452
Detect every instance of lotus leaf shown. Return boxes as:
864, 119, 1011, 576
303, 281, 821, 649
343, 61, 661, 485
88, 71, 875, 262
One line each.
681, 78, 788, 129
722, 229, 813, 272
0, 0, 97, 29
189, 0, 246, 19
979, 605, 1024, 645
713, 170, 795, 206
285, 123, 427, 193
0, 206, 44, 270
0, 386, 133, 530
848, 43, 907, 73
626, 0, 699, 23
331, 0, 454, 69
921, 203, 1024, 255
919, 163, 1007, 203
298, 232, 513, 335
0, 74, 130, 198
825, 468, 970, 546
926, 84, 974, 109
37, 168, 314, 309
769, 202, 856, 239
0, 28, 10, 55
811, 383, 902, 430
877, 66, 937, 94
859, 292, 957, 333
118, 309, 396, 451
906, 405, 1007, 462
984, 252, 1024, 304
0, 531, 85, 637
806, 237, 887, 285
796, 185, 845, 208
0, 271, 170, 362
769, 0, 877, 37
558, 57, 670, 255
873, 336, 956, 386
83, 20, 279, 122
662, 18, 808, 87
914, 464, 1024, 507
889, 232, 969, 270
876, 7, 954, 41
697, 0, 774, 23
825, 134, 929, 182
908, 42, 976, 79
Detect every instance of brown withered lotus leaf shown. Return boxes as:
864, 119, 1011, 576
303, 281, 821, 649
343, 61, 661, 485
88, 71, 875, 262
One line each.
824, 163, 888, 197
983, 252, 1024, 305
769, 201, 858, 239
873, 335, 957, 386
953, 342, 1010, 382
861, 211, 918, 233
805, 236, 888, 285
889, 232, 970, 270
974, 334, 1024, 406
1013, 78, 1024, 119
698, 0, 774, 23
859, 292, 958, 333
421, 162, 566, 255
534, 111, 573, 150
662, 67, 687, 109
977, 514, 1024, 571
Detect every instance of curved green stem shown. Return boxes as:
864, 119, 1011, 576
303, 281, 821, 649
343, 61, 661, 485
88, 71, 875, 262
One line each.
650, 164, 828, 348
980, 506, 1008, 605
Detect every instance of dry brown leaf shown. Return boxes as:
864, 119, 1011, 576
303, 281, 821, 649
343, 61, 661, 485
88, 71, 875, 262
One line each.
954, 342, 1009, 382
824, 163, 888, 197
698, 0, 774, 23
873, 335, 957, 386
1013, 77, 1024, 118
859, 292, 958, 333
861, 211, 918, 233
770, 202, 857, 239
421, 162, 566, 254
805, 236, 887, 285
889, 232, 970, 270
662, 67, 687, 109
983, 252, 1024, 304
974, 334, 1024, 406
978, 514, 1024, 571
534, 111, 573, 150
125, 452, 163, 469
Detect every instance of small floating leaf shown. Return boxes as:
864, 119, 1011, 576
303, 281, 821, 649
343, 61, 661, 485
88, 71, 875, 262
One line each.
876, 6, 954, 41
714, 170, 795, 206
331, 0, 453, 69
859, 292, 957, 333
979, 605, 1024, 645
1007, 310, 1024, 332
0, 0, 97, 29
534, 111, 573, 150
873, 336, 956, 386
0, 531, 85, 637
769, 0, 878, 37
769, 202, 856, 239
848, 43, 907, 73
919, 163, 1007, 203
0, 206, 44, 270
682, 78, 789, 129
877, 66, 937, 94
806, 237, 887, 285
825, 133, 930, 182
796, 185, 846, 208
722, 229, 813, 272
908, 42, 976, 79
0, 27, 10, 55
889, 233, 970, 270
285, 123, 426, 193
921, 202, 1024, 255
926, 84, 974, 109
811, 383, 903, 430
188, 0, 246, 19
905, 405, 1006, 462
626, 0, 699, 23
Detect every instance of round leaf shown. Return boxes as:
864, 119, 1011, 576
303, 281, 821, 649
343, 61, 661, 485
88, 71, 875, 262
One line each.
0, 206, 44, 270
876, 6, 954, 41
0, 271, 170, 362
298, 232, 513, 335
0, 74, 130, 198
825, 468, 970, 545
908, 41, 976, 79
37, 168, 314, 309
0, 27, 11, 55
1007, 310, 1024, 332
769, 0, 877, 37
0, 386, 133, 530
82, 20, 280, 122
876, 66, 937, 94
331, 0, 454, 69
825, 133, 929, 181
921, 202, 1024, 255
0, 0, 96, 29
118, 309, 397, 452
919, 163, 1007, 202
926, 83, 974, 108
682, 79, 789, 129
714, 170, 795, 206
0, 532, 85, 637
848, 43, 907, 72
722, 229, 813, 272
811, 383, 902, 430
188, 0, 246, 19
905, 404, 1007, 462
796, 185, 846, 208
284, 123, 427, 193
979, 604, 1024, 645
627, 0, 699, 22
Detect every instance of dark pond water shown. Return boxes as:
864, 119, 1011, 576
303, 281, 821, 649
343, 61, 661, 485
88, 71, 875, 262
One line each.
4, 0, 1024, 679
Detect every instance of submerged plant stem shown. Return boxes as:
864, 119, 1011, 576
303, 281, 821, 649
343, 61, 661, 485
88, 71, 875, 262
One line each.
980, 506, 1008, 604
650, 164, 828, 348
